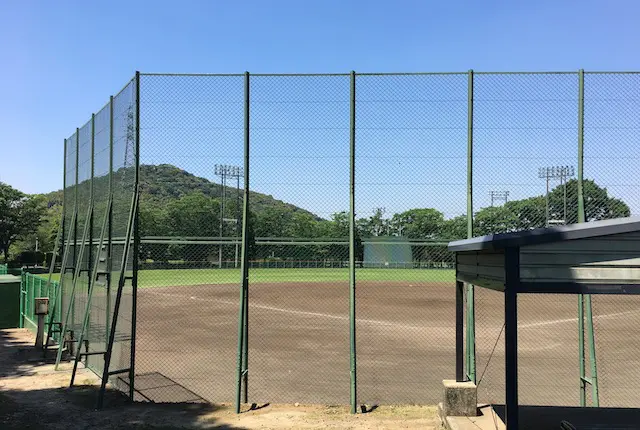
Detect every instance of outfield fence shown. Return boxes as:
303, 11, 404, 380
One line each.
53, 70, 640, 411
20, 272, 62, 344
0, 264, 7, 275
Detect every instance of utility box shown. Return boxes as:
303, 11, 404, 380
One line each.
0, 274, 21, 329
34, 297, 49, 315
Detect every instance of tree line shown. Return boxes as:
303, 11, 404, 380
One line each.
1, 166, 630, 267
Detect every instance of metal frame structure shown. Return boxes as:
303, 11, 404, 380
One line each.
450, 216, 640, 429
52, 68, 640, 412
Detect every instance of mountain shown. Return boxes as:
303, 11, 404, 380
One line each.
39, 164, 324, 239
137, 164, 319, 219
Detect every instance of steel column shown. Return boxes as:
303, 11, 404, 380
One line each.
106, 96, 114, 348
466, 69, 476, 383
455, 279, 464, 382
577, 70, 585, 221
577, 69, 599, 406
349, 70, 358, 414
130, 71, 141, 401
235, 71, 251, 413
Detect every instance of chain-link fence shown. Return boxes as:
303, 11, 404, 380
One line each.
20, 272, 62, 343
53, 71, 640, 410
56, 78, 137, 398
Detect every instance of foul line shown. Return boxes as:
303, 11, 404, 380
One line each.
519, 308, 640, 329
145, 289, 446, 332
146, 289, 639, 331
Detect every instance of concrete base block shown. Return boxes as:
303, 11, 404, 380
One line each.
442, 379, 477, 417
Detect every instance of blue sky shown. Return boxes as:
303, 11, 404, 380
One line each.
1, 0, 639, 219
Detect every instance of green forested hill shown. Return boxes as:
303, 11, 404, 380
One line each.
39, 164, 329, 241
138, 164, 319, 220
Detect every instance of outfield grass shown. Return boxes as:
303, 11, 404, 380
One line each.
39, 268, 455, 288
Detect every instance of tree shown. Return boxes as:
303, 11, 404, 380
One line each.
10, 195, 61, 265
0, 183, 46, 261
548, 179, 630, 224
361, 208, 389, 237
326, 211, 363, 262
165, 192, 220, 261
139, 203, 169, 261
390, 208, 444, 238
474, 206, 520, 236
504, 196, 546, 231
253, 206, 293, 237
440, 215, 468, 240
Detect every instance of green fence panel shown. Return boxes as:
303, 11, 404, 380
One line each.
19, 272, 61, 343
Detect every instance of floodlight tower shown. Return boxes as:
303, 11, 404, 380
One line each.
489, 191, 510, 207
538, 165, 575, 227
215, 164, 244, 268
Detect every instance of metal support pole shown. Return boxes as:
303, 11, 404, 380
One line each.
586, 296, 599, 406
577, 69, 599, 406
59, 137, 67, 332
89, 113, 95, 296
130, 71, 141, 401
504, 248, 519, 430
236, 174, 240, 268
242, 266, 248, 403
578, 295, 586, 406
235, 71, 251, 413
576, 80, 585, 401
106, 96, 114, 348
466, 71, 474, 238
86, 114, 95, 367
219, 171, 225, 268
349, 70, 358, 414
465, 69, 476, 383
73, 129, 79, 329
455, 279, 464, 382
19, 272, 24, 329
577, 70, 585, 222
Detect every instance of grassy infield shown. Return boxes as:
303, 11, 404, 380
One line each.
43, 268, 455, 288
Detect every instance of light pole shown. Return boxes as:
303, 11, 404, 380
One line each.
538, 166, 575, 226
489, 190, 510, 207
215, 164, 244, 268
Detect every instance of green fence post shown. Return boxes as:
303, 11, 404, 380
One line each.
577, 69, 587, 407
19, 272, 24, 328
106, 95, 114, 349
577, 69, 599, 407
73, 128, 80, 330
235, 71, 251, 413
56, 281, 62, 342
29, 274, 34, 327
349, 70, 358, 414
129, 71, 142, 401
465, 69, 476, 384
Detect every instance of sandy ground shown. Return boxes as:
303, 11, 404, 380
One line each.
0, 328, 440, 429
133, 281, 640, 407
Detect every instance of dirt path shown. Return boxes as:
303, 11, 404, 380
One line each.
0, 329, 440, 429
